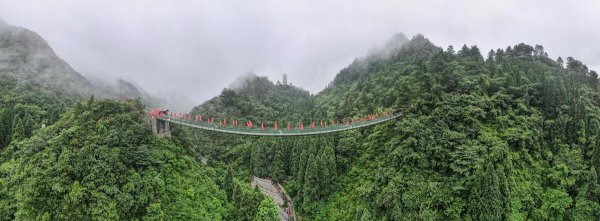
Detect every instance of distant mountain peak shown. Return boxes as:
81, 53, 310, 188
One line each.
0, 22, 93, 96
228, 71, 260, 91
366, 32, 410, 60
0, 22, 163, 105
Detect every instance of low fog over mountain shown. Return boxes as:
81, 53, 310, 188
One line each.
1, 1, 598, 109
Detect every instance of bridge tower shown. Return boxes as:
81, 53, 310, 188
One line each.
152, 118, 171, 138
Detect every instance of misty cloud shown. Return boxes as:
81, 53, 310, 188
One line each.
228, 72, 260, 91
1, 0, 599, 111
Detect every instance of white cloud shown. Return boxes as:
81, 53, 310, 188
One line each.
1, 0, 599, 108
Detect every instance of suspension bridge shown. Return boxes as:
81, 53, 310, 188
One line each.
149, 109, 401, 137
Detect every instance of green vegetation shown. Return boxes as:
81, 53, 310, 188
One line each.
191, 73, 314, 123
3, 22, 600, 220
0, 21, 279, 220
185, 35, 600, 220
0, 75, 76, 149
0, 98, 228, 220
254, 197, 280, 221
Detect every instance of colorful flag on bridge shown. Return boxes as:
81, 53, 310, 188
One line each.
261, 121, 264, 130
274, 121, 278, 130
287, 122, 291, 130
247, 120, 253, 128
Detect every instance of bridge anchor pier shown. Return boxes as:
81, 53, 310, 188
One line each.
152, 118, 171, 138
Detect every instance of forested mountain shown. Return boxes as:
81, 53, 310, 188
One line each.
0, 99, 228, 220
0, 22, 280, 220
309, 35, 600, 220
3, 19, 600, 220
0, 21, 96, 97
190, 72, 314, 123
0, 74, 77, 149
0, 22, 161, 148
0, 21, 158, 102
185, 34, 600, 220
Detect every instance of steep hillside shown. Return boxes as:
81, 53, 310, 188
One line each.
190, 72, 314, 122
0, 74, 76, 149
0, 22, 282, 220
329, 32, 410, 87
315, 37, 600, 220
0, 99, 227, 220
0, 22, 164, 147
183, 35, 600, 220
0, 21, 96, 97
0, 22, 160, 102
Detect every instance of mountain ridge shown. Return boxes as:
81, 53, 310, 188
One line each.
0, 22, 162, 104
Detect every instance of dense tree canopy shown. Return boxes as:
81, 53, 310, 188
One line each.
184, 35, 600, 220
190, 73, 315, 125
0, 99, 227, 220
3, 30, 600, 220
0, 22, 280, 220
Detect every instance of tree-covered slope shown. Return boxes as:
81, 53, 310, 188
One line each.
183, 35, 600, 220
0, 22, 283, 221
0, 21, 161, 103
0, 21, 96, 97
312, 36, 600, 220
0, 21, 163, 149
0, 99, 227, 220
190, 72, 314, 123
0, 75, 76, 149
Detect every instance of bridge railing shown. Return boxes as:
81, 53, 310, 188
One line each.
157, 112, 401, 136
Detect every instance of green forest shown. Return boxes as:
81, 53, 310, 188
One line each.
184, 35, 600, 220
2, 30, 600, 220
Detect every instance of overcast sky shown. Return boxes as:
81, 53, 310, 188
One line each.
1, 0, 599, 110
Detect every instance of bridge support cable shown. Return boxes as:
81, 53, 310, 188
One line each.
153, 112, 401, 137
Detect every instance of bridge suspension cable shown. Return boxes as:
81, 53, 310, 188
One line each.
150, 110, 401, 136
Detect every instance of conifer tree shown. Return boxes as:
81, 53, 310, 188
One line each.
225, 165, 234, 199
319, 143, 337, 197
11, 116, 25, 142
468, 163, 503, 221
253, 198, 279, 221
302, 154, 319, 215
588, 167, 599, 202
